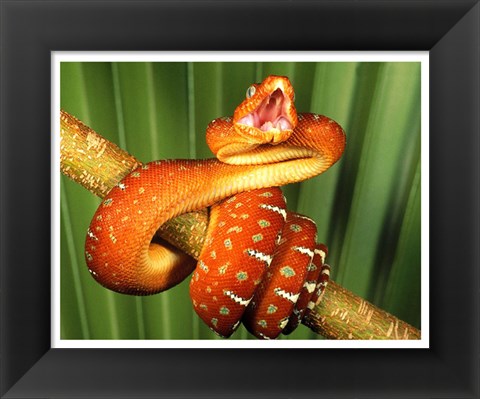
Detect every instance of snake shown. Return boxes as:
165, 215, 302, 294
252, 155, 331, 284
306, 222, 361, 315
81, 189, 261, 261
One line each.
84, 75, 346, 339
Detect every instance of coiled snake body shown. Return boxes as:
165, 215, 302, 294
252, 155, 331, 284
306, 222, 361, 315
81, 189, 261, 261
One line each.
85, 76, 346, 339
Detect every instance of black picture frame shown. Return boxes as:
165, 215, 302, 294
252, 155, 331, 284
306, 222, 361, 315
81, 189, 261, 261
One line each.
1, 1, 478, 398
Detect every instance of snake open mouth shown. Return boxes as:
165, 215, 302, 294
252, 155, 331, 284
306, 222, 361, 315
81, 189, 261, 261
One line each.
237, 88, 293, 132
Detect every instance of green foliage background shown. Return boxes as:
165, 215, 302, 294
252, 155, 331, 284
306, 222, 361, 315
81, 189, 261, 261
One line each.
60, 61, 422, 340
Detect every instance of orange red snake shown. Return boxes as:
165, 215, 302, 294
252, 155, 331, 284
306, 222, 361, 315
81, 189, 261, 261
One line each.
85, 75, 346, 339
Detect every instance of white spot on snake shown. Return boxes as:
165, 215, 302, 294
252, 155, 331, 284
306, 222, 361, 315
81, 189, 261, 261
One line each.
314, 248, 327, 264
218, 264, 228, 274
223, 290, 252, 307
103, 198, 113, 207
275, 230, 282, 245
87, 228, 98, 241
303, 281, 317, 293
219, 306, 230, 315
289, 224, 302, 232
278, 317, 290, 329
280, 266, 296, 278
252, 233, 263, 242
259, 204, 287, 221
267, 304, 278, 314
227, 226, 242, 234
245, 249, 273, 266
199, 260, 209, 273
274, 288, 300, 304
236, 271, 248, 281
258, 219, 270, 228
293, 214, 315, 224
257, 332, 272, 340
292, 246, 314, 258
258, 191, 273, 197
257, 320, 267, 328
232, 320, 241, 330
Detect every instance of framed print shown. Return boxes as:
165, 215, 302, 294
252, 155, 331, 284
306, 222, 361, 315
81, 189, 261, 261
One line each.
1, 1, 479, 398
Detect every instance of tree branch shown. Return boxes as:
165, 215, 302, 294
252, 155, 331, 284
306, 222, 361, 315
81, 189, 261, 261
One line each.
60, 109, 421, 340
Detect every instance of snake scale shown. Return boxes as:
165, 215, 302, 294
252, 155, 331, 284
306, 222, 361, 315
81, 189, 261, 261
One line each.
85, 75, 346, 339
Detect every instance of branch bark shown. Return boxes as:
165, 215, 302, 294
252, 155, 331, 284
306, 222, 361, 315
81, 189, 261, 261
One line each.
60, 109, 421, 340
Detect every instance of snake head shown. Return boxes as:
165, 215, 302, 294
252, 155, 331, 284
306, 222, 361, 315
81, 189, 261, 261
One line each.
233, 75, 298, 144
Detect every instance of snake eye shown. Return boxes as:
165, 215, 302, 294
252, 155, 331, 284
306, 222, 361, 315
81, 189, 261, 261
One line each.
246, 85, 256, 98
